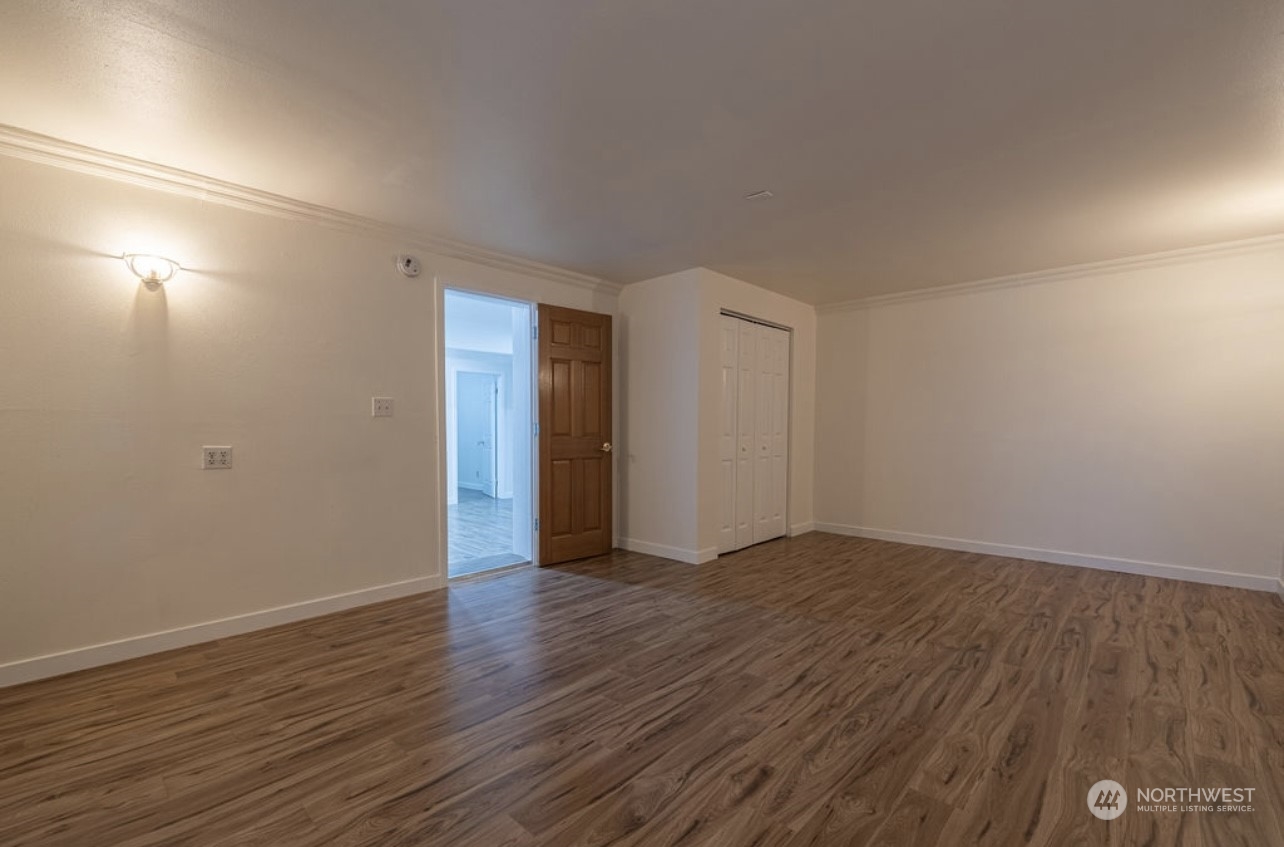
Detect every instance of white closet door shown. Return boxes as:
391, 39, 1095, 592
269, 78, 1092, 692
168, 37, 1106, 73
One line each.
716, 316, 739, 554
751, 324, 787, 543
734, 320, 757, 550
720, 315, 790, 555
760, 326, 789, 541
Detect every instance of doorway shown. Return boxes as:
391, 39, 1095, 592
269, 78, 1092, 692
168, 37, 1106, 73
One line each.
444, 290, 533, 577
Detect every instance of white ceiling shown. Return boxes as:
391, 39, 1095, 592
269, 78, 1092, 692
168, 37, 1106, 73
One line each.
3, 1, 1284, 304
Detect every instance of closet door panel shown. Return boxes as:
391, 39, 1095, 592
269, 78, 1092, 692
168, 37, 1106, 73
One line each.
766, 327, 789, 540
717, 316, 739, 554
734, 321, 757, 550
753, 325, 774, 542
750, 325, 790, 544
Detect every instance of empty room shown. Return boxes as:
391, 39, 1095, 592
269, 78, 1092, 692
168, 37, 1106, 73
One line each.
1, 2, 1282, 846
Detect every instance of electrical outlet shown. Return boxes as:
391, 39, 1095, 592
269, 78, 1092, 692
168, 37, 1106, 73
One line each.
372, 397, 394, 417
202, 446, 233, 469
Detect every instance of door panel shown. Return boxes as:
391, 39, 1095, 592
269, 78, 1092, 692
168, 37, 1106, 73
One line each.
550, 460, 574, 535
717, 316, 739, 554
583, 362, 603, 434
759, 326, 789, 541
582, 457, 603, 530
753, 325, 774, 540
551, 361, 573, 434
539, 305, 613, 564
735, 321, 756, 550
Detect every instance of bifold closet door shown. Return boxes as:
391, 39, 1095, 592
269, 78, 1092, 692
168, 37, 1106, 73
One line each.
734, 320, 758, 550
717, 317, 739, 554
718, 315, 789, 555
753, 324, 788, 543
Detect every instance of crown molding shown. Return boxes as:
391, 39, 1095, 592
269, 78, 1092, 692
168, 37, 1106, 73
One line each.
818, 232, 1284, 313
0, 124, 622, 295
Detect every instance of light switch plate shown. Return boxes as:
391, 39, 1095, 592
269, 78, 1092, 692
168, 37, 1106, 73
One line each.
372, 397, 394, 417
203, 446, 233, 469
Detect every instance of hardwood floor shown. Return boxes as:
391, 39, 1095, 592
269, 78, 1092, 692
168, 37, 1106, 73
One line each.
2, 533, 1282, 846
447, 488, 517, 571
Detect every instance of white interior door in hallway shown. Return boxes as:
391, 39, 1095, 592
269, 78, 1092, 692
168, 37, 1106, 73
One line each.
718, 314, 790, 554
456, 371, 499, 498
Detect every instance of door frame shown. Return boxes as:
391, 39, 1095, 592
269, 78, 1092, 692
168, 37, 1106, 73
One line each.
436, 281, 540, 576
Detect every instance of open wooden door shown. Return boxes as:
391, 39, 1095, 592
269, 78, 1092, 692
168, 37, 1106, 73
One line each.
538, 305, 613, 564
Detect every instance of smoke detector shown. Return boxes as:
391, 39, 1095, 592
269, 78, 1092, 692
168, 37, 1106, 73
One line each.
395, 254, 422, 277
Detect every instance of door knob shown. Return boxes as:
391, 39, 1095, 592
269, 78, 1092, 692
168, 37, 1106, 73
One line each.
600, 442, 612, 453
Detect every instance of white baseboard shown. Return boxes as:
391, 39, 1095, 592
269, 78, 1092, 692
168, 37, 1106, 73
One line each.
1277, 578, 1284, 604
788, 521, 815, 537
813, 523, 1277, 593
620, 538, 717, 565
0, 574, 444, 689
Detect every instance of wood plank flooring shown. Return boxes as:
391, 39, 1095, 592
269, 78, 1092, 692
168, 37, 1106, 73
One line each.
448, 487, 517, 570
2, 533, 1282, 846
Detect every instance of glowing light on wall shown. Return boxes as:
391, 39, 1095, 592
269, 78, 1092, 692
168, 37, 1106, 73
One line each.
122, 253, 181, 289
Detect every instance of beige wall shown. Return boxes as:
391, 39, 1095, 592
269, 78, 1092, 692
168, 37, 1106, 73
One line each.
0, 154, 616, 682
815, 242, 1284, 589
618, 271, 703, 558
620, 268, 817, 562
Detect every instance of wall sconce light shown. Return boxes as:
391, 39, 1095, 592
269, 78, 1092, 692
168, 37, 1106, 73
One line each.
123, 253, 181, 289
